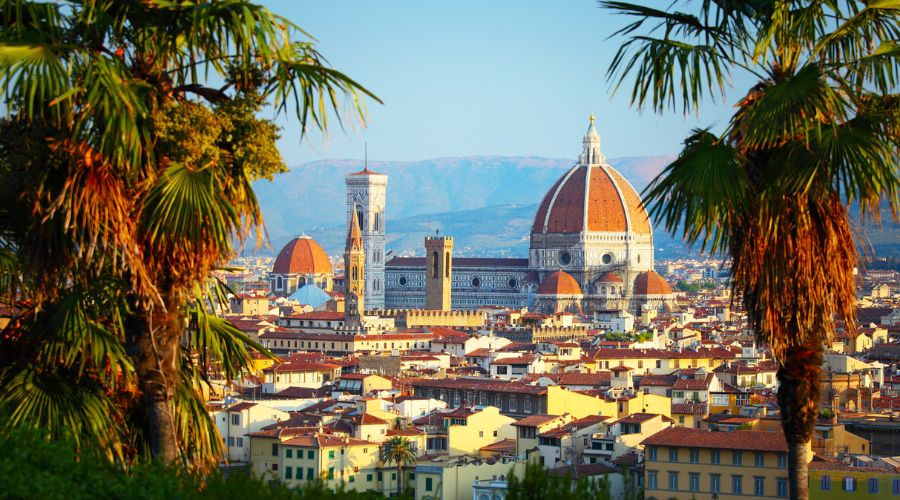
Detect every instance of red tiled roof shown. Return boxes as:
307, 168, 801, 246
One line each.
672, 403, 708, 415
672, 374, 714, 391
281, 434, 375, 448
491, 355, 536, 365
521, 372, 611, 387
641, 427, 787, 452
512, 414, 562, 427
480, 438, 516, 453
596, 271, 623, 283
227, 402, 258, 412
410, 377, 548, 395
614, 413, 670, 425
282, 311, 346, 321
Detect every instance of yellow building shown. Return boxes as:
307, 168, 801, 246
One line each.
756, 416, 871, 459
277, 434, 382, 492
413, 455, 527, 500
642, 427, 789, 499
446, 406, 516, 456
808, 461, 899, 499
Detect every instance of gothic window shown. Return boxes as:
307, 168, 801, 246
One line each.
352, 266, 358, 281
276, 276, 283, 289
445, 252, 450, 278
431, 252, 439, 278
357, 207, 365, 231
374, 212, 381, 231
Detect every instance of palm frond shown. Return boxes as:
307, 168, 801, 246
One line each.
643, 129, 747, 254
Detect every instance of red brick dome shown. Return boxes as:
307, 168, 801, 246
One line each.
272, 236, 333, 275
596, 271, 624, 283
532, 164, 652, 236
633, 271, 673, 295
537, 270, 583, 295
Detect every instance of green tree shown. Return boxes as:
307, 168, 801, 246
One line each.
380, 437, 417, 496
0, 0, 377, 469
603, 1, 899, 498
506, 462, 612, 500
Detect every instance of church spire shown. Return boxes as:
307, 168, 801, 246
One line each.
580, 114, 604, 166
346, 205, 363, 251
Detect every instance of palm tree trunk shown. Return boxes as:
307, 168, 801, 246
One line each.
126, 290, 183, 464
397, 464, 403, 495
776, 342, 822, 500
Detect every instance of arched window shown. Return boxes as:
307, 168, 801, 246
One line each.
357, 207, 365, 232
276, 276, 283, 289
352, 266, 358, 281
431, 251, 439, 278
445, 252, 450, 278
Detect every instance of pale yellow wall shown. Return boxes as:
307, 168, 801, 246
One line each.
644, 446, 788, 500
414, 460, 527, 500
546, 386, 607, 418
249, 435, 280, 480
280, 442, 381, 492
447, 406, 516, 456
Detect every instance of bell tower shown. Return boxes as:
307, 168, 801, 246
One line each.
344, 207, 365, 324
425, 236, 453, 311
345, 155, 387, 310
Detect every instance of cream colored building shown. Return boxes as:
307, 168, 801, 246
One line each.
642, 427, 789, 499
414, 455, 527, 500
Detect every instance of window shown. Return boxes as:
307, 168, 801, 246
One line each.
690, 448, 699, 463
756, 452, 765, 467
524, 397, 532, 413
227, 437, 234, 446
648, 471, 658, 490
510, 396, 517, 412
479, 431, 484, 438
668, 471, 679, 491
778, 453, 787, 468
648, 446, 657, 461
231, 414, 241, 426
285, 449, 293, 458
711, 449, 720, 464
733, 451, 743, 466
285, 467, 292, 480
308, 468, 314, 480
777, 478, 787, 497
754, 476, 765, 496
892, 478, 900, 495
328, 450, 335, 459
868, 477, 878, 494
710, 474, 721, 493
689, 473, 699, 492
272, 443, 278, 456
307, 450, 315, 460
669, 448, 678, 462
843, 477, 856, 492
328, 467, 334, 480
377, 472, 383, 482
272, 463, 279, 471
679, 415, 685, 424
426, 477, 433, 491
821, 475, 831, 491
495, 394, 502, 408
296, 468, 303, 480
366, 474, 373, 482
732, 475, 743, 494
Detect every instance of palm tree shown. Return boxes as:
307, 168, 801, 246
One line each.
602, 1, 899, 498
381, 436, 417, 495
0, 0, 378, 469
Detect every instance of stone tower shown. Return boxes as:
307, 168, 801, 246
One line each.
424, 236, 453, 310
345, 164, 387, 310
344, 207, 366, 323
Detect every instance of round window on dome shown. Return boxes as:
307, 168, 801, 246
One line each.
398, 276, 408, 287
558, 251, 572, 266
602, 253, 613, 265
471, 277, 481, 288
508, 278, 518, 289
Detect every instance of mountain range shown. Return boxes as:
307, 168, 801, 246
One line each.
251, 155, 899, 260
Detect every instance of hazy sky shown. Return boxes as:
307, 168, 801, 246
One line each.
264, 1, 754, 165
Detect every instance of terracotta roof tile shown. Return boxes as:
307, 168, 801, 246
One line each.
641, 427, 787, 452
272, 237, 332, 275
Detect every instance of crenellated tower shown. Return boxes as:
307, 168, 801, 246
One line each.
425, 236, 453, 311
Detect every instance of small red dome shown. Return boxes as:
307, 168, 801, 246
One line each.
537, 271, 583, 295
596, 271, 624, 283
633, 271, 673, 295
272, 236, 333, 275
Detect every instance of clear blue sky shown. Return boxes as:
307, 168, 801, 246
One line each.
264, 1, 753, 165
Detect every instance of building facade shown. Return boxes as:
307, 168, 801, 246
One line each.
345, 165, 387, 309
376, 117, 675, 315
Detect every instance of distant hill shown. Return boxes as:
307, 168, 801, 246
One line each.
250, 155, 899, 260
